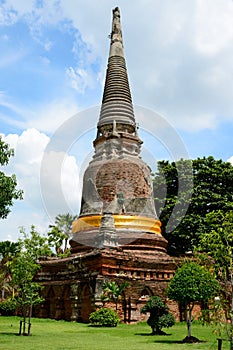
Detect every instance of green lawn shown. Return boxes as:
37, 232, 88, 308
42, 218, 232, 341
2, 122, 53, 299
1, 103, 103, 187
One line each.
0, 316, 229, 350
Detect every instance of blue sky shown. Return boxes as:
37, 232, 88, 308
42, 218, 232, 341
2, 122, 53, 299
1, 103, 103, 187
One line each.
0, 0, 233, 241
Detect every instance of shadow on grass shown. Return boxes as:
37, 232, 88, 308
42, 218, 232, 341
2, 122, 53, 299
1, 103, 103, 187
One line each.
153, 339, 205, 344
88, 325, 117, 328
0, 332, 19, 336
135, 332, 172, 336
134, 333, 205, 344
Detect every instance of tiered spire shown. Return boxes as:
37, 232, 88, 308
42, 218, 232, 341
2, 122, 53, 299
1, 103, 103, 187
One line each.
97, 7, 136, 133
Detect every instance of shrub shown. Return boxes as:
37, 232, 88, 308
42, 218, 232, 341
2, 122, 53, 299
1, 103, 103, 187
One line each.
141, 296, 175, 334
89, 308, 120, 327
0, 298, 17, 316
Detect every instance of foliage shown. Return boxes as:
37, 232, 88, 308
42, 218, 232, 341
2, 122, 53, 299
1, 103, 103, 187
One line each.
89, 308, 120, 327
141, 296, 175, 334
10, 252, 43, 335
0, 240, 21, 263
0, 298, 17, 315
101, 280, 129, 310
8, 227, 48, 335
197, 210, 233, 346
0, 269, 12, 300
154, 157, 233, 255
54, 213, 77, 252
167, 261, 219, 340
19, 226, 53, 260
0, 137, 23, 219
0, 240, 20, 299
198, 210, 233, 284
47, 225, 67, 255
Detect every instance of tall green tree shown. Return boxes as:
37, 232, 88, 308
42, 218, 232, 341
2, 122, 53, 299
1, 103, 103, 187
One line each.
10, 252, 43, 335
167, 261, 219, 342
54, 213, 77, 251
141, 295, 175, 335
9, 226, 51, 335
0, 137, 23, 219
198, 210, 233, 348
154, 157, 233, 255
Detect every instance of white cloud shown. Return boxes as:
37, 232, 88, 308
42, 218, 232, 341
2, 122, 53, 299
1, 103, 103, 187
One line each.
195, 0, 233, 56
0, 94, 80, 134
1, 0, 35, 17
0, 48, 28, 69
3, 0, 232, 133
227, 156, 233, 165
66, 66, 95, 93
61, 154, 81, 211
28, 99, 80, 133
0, 128, 81, 241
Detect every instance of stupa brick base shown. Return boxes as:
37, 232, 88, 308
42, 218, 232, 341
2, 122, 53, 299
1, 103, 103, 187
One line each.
35, 247, 178, 323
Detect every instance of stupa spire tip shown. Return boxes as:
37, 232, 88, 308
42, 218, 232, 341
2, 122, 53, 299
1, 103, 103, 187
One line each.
109, 6, 124, 57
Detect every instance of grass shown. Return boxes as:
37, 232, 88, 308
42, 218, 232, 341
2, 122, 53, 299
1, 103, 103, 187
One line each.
0, 316, 229, 350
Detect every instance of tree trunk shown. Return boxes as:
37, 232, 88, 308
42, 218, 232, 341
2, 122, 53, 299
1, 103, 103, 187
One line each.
64, 237, 68, 252
186, 307, 192, 338
28, 304, 32, 336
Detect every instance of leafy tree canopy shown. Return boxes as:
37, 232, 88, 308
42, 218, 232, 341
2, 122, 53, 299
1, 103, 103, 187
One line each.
197, 210, 233, 342
167, 261, 219, 340
198, 210, 233, 283
154, 156, 233, 255
18, 226, 53, 261
0, 240, 20, 263
54, 213, 77, 251
0, 137, 23, 219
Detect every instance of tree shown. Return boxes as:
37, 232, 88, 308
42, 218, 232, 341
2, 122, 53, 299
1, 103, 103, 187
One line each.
0, 240, 21, 264
19, 226, 53, 260
154, 157, 233, 255
167, 261, 219, 342
54, 213, 77, 252
101, 281, 129, 311
141, 296, 175, 334
10, 253, 43, 335
0, 240, 20, 299
0, 270, 12, 300
0, 137, 23, 219
198, 210, 233, 348
47, 225, 67, 255
8, 226, 51, 335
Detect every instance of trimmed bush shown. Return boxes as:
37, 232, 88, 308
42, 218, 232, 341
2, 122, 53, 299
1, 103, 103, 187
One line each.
89, 308, 120, 327
0, 298, 17, 316
141, 296, 175, 334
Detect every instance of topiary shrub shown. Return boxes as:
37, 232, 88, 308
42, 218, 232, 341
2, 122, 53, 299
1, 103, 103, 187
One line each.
141, 296, 175, 334
0, 298, 17, 316
89, 307, 120, 327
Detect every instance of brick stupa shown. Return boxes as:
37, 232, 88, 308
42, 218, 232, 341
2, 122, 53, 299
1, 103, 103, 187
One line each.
35, 7, 177, 323
71, 6, 166, 255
